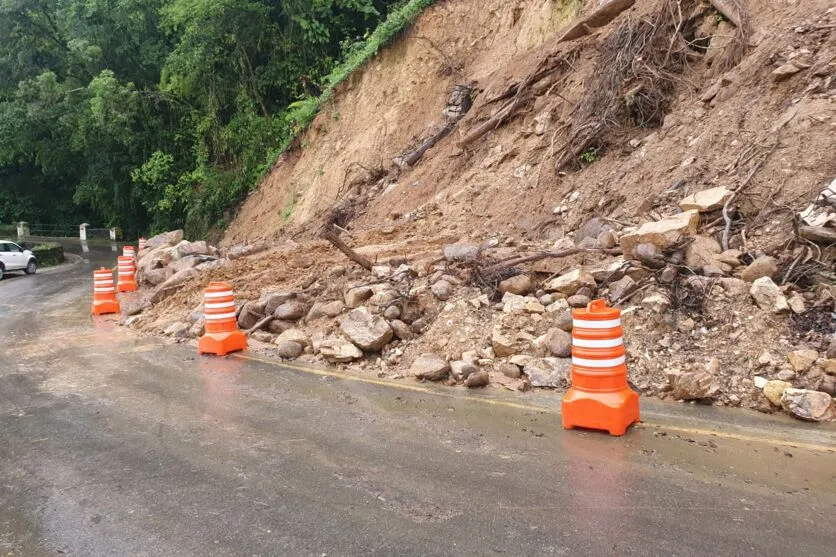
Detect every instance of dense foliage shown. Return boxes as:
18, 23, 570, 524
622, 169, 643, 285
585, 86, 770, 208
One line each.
0, 0, 429, 238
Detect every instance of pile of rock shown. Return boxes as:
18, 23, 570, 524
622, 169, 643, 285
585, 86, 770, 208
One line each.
135, 230, 221, 303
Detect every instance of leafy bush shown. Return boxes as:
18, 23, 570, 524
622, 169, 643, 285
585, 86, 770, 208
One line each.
31, 243, 64, 267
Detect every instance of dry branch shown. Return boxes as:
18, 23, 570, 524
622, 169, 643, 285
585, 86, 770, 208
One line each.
479, 247, 622, 275
245, 315, 274, 336
320, 224, 373, 270
800, 225, 836, 245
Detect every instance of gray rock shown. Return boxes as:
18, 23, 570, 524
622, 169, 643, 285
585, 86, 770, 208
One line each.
250, 331, 275, 343
568, 294, 591, 308
339, 307, 393, 351
828, 336, 836, 360
389, 319, 414, 340
274, 300, 308, 321
443, 243, 480, 262
739, 256, 779, 283
170, 254, 215, 273
499, 275, 534, 296
669, 370, 719, 400
544, 328, 572, 358
555, 309, 573, 332
544, 269, 596, 295
227, 243, 268, 260
276, 340, 304, 359
575, 218, 612, 245
143, 267, 173, 286
410, 354, 450, 381
781, 389, 833, 421
176, 240, 210, 259
123, 299, 151, 316
238, 301, 265, 330
320, 339, 363, 363
633, 243, 665, 268
523, 358, 571, 388
344, 286, 373, 308
383, 305, 401, 320
145, 229, 184, 250
750, 277, 789, 313
158, 267, 198, 291
307, 300, 345, 321
263, 291, 296, 315
451, 360, 478, 380
465, 371, 490, 388
499, 362, 522, 379
267, 319, 294, 334
164, 321, 191, 339
431, 280, 453, 300
608, 275, 637, 303
276, 328, 309, 347
642, 292, 671, 313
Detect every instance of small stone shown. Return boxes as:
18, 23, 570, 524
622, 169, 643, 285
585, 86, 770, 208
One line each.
757, 351, 775, 367
544, 269, 596, 295
344, 286, 374, 308
642, 293, 671, 314
749, 277, 789, 313
508, 355, 532, 367
274, 300, 307, 321
320, 339, 363, 362
787, 294, 805, 314
553, 309, 573, 332
781, 389, 832, 421
567, 295, 590, 308
679, 187, 733, 213
250, 331, 275, 343
714, 250, 742, 268
597, 230, 618, 249
431, 280, 453, 300
763, 380, 792, 406
608, 275, 637, 303
410, 354, 450, 381
443, 243, 480, 262
276, 328, 309, 347
307, 300, 345, 321
465, 370, 490, 388
501, 292, 528, 314
620, 211, 700, 258
262, 291, 295, 315
276, 340, 303, 359
524, 300, 546, 314
739, 256, 779, 283
777, 370, 796, 382
389, 319, 414, 340
788, 349, 819, 373
753, 376, 768, 389
383, 305, 401, 320
499, 362, 522, 379
669, 370, 719, 400
499, 274, 534, 295
371, 265, 391, 279
164, 321, 190, 339
685, 235, 722, 269
523, 358, 571, 388
451, 360, 478, 380
771, 62, 806, 82
678, 317, 696, 333
492, 329, 517, 358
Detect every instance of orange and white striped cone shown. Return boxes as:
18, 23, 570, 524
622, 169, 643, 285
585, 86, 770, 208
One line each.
138, 237, 147, 252
122, 245, 136, 261
562, 299, 640, 436
116, 255, 138, 292
92, 268, 120, 315
198, 282, 247, 356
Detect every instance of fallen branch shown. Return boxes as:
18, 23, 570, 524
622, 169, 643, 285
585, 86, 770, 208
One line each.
722, 140, 780, 250
799, 225, 836, 245
395, 123, 455, 168
245, 315, 274, 336
320, 224, 373, 270
480, 247, 622, 275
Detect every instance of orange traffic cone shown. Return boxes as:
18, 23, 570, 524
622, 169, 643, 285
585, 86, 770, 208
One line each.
92, 268, 120, 315
198, 282, 247, 356
562, 299, 640, 436
116, 255, 138, 292
122, 245, 136, 260
138, 237, 147, 252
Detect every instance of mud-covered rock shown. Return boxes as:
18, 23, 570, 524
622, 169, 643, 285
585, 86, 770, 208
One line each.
608, 275, 637, 303
491, 329, 516, 358
451, 360, 478, 380
276, 328, 309, 347
431, 280, 453, 300
788, 349, 819, 373
763, 380, 792, 406
175, 240, 210, 259
465, 370, 490, 388
145, 229, 184, 250
679, 187, 732, 213
739, 256, 778, 283
669, 370, 719, 400
499, 274, 534, 296
307, 300, 345, 321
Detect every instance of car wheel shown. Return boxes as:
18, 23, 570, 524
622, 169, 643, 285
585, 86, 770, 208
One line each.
25, 260, 37, 275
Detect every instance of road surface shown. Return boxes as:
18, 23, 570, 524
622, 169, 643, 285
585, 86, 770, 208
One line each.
1, 240, 835, 556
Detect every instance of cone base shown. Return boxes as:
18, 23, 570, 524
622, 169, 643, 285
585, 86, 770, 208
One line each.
92, 300, 121, 315
117, 283, 138, 292
198, 330, 247, 356
562, 387, 640, 436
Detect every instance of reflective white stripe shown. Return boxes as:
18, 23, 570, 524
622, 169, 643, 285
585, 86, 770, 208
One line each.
118, 273, 134, 277
573, 318, 621, 329
205, 301, 235, 309
572, 337, 624, 348
94, 288, 115, 293
204, 291, 233, 299
94, 280, 113, 285
205, 311, 237, 320
572, 355, 626, 368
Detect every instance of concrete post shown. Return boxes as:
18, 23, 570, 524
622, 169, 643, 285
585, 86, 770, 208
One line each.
109, 228, 117, 241
17, 222, 29, 238
79, 223, 89, 241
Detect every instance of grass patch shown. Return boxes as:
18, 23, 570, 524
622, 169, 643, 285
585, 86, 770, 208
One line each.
281, 191, 298, 221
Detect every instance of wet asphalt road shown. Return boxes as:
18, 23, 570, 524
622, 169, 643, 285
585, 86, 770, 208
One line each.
1, 241, 835, 556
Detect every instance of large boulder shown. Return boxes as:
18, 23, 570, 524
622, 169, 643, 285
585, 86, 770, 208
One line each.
237, 301, 265, 330
409, 354, 450, 381
763, 380, 792, 406
678, 187, 732, 213
544, 268, 596, 295
523, 358, 571, 388
145, 230, 184, 250
669, 370, 719, 401
276, 328, 310, 347
619, 211, 699, 258
263, 291, 295, 315
339, 307, 393, 351
750, 277, 789, 313
175, 240, 211, 259
780, 389, 833, 421
170, 254, 216, 273
319, 339, 363, 363
307, 300, 345, 321
143, 267, 173, 286
273, 300, 307, 321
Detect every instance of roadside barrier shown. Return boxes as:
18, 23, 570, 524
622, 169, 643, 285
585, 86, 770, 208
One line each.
198, 281, 247, 356
562, 299, 640, 436
116, 255, 138, 292
122, 245, 136, 260
138, 237, 147, 252
92, 268, 120, 315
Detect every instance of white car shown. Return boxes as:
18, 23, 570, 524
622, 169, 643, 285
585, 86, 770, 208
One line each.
0, 240, 37, 279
